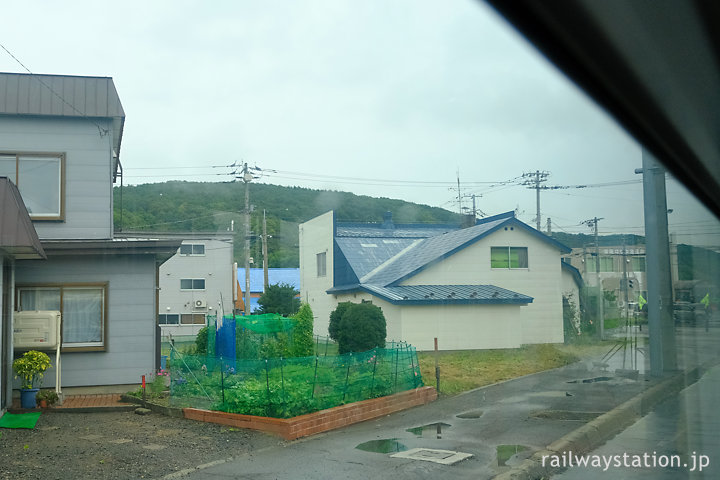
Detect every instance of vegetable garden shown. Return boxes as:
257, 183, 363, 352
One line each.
168, 312, 423, 418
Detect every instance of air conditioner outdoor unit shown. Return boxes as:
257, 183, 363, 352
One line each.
14, 310, 61, 350
194, 299, 207, 309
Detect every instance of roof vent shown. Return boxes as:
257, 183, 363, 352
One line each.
491, 291, 499, 298
470, 292, 477, 298
513, 294, 519, 298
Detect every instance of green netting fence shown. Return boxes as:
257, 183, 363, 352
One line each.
168, 341, 423, 418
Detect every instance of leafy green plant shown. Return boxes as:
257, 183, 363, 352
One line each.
195, 326, 209, 355
290, 303, 314, 357
328, 302, 353, 342
256, 283, 300, 316
36, 389, 59, 406
334, 302, 387, 354
12, 350, 52, 389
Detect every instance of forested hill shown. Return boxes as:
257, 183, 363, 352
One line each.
112, 181, 462, 267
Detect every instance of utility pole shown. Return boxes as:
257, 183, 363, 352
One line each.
456, 170, 462, 215
236, 162, 256, 316
638, 149, 676, 376
262, 210, 269, 291
583, 217, 605, 340
521, 170, 549, 230
546, 217, 552, 235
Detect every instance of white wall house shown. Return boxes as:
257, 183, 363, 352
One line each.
0, 73, 179, 411
146, 233, 234, 338
299, 211, 573, 351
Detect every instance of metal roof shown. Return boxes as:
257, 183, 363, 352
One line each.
39, 237, 182, 265
0, 177, 45, 259
331, 284, 533, 305
335, 225, 458, 238
362, 216, 513, 286
335, 237, 418, 280
0, 72, 125, 163
237, 268, 300, 294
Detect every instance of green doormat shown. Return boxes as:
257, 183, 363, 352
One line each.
0, 412, 41, 429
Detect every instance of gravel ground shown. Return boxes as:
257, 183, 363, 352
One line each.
0, 409, 283, 480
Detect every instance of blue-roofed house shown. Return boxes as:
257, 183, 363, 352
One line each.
299, 210, 573, 350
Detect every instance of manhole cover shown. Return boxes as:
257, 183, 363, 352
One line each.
391, 448, 473, 465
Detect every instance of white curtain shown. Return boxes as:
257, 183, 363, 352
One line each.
63, 289, 103, 344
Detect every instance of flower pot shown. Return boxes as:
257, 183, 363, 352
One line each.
20, 388, 39, 409
39, 399, 48, 408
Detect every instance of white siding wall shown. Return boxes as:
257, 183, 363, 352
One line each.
15, 255, 157, 387
332, 293, 523, 351
0, 116, 114, 240
159, 238, 234, 337
405, 227, 565, 344
398, 303, 523, 351
299, 211, 336, 336
561, 268, 581, 310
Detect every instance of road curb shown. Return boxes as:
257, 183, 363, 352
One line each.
493, 359, 720, 480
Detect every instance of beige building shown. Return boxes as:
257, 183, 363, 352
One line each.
299, 211, 576, 351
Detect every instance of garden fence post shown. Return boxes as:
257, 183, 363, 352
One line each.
324, 337, 329, 357
312, 356, 319, 399
370, 349, 378, 397
342, 353, 352, 403
409, 344, 417, 388
394, 345, 399, 393
265, 359, 270, 414
219, 355, 225, 407
280, 357, 286, 417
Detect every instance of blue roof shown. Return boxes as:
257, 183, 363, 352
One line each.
362, 216, 511, 286
335, 284, 533, 305
335, 237, 418, 280
237, 268, 300, 293
326, 211, 571, 306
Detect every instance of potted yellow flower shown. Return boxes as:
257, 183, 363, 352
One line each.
13, 350, 52, 409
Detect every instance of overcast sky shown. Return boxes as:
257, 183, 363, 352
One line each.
1, 0, 717, 243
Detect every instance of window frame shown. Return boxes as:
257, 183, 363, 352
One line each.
490, 246, 529, 269
0, 151, 66, 221
180, 313, 206, 325
16, 282, 108, 352
316, 251, 327, 277
158, 313, 180, 325
180, 278, 206, 290
179, 243, 206, 256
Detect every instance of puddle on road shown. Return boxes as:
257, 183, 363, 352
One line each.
566, 376, 612, 384
406, 422, 451, 437
355, 438, 408, 454
497, 444, 529, 466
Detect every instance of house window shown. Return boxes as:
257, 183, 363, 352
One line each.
631, 256, 646, 272
586, 256, 614, 272
181, 314, 206, 325
491, 247, 528, 268
180, 278, 205, 290
179, 244, 205, 255
316, 252, 327, 277
159, 314, 180, 325
0, 152, 65, 220
17, 283, 107, 351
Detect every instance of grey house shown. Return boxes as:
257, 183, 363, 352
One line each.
0, 72, 179, 412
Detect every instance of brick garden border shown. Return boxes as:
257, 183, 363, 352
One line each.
183, 386, 437, 440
